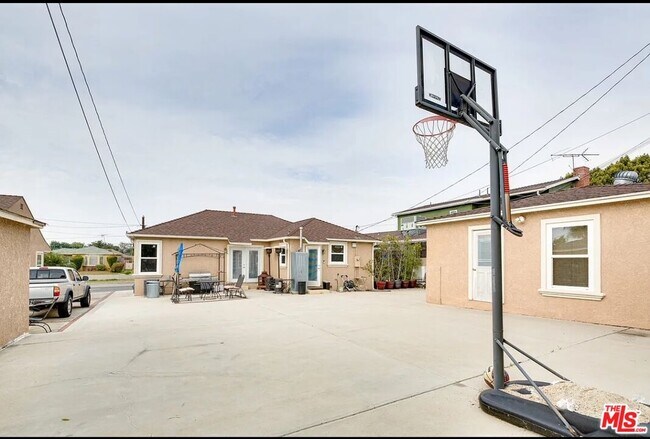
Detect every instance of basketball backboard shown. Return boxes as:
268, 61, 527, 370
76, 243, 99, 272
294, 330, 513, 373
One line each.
415, 26, 498, 126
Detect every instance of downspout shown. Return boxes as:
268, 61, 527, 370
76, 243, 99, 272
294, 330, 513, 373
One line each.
299, 227, 303, 252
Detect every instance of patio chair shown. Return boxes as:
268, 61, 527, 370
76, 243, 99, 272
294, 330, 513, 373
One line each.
224, 274, 246, 299
29, 297, 57, 333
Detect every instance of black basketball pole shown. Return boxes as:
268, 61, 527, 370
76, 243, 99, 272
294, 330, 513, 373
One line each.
459, 93, 523, 390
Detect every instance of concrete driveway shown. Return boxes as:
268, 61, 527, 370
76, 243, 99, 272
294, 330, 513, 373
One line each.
2, 289, 648, 436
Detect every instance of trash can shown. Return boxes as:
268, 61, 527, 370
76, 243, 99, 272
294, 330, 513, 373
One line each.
322, 281, 331, 290
145, 280, 160, 298
297, 281, 307, 295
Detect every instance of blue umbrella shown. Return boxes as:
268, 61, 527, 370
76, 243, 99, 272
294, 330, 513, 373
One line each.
175, 243, 184, 274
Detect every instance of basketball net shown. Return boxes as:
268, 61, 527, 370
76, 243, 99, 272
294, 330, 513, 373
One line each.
412, 115, 457, 168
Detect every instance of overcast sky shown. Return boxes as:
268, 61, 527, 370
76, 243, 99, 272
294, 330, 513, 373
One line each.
1, 4, 649, 245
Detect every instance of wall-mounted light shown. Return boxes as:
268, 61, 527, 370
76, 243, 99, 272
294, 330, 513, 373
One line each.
514, 215, 526, 224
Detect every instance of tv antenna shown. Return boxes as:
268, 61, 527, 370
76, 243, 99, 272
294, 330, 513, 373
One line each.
551, 148, 599, 169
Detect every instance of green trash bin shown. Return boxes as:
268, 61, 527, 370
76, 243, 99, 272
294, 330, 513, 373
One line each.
145, 280, 160, 298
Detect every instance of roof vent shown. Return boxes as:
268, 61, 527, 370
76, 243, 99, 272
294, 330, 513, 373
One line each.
613, 171, 639, 185
232, 206, 237, 216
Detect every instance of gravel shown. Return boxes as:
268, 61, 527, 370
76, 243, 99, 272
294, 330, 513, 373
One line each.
502, 380, 650, 423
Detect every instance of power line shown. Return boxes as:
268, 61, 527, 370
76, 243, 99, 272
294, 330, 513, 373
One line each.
359, 42, 650, 232
511, 49, 650, 172
46, 4, 132, 232
597, 136, 650, 169
458, 112, 650, 196
58, 3, 140, 225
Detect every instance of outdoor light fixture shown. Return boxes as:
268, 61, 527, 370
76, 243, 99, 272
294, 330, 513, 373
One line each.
514, 215, 526, 224
265, 248, 273, 255
275, 247, 282, 254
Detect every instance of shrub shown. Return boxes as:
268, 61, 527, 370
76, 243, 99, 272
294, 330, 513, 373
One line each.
110, 262, 125, 273
70, 255, 84, 270
44, 252, 68, 266
95, 264, 107, 271
106, 256, 118, 268
123, 269, 133, 275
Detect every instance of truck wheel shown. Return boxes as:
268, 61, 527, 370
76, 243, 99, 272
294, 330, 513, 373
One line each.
57, 294, 73, 318
80, 289, 91, 308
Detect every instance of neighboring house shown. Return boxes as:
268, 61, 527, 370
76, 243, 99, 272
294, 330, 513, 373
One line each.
418, 183, 650, 330
53, 245, 125, 270
30, 228, 51, 267
381, 167, 589, 283
127, 207, 378, 296
0, 194, 46, 347
393, 168, 586, 231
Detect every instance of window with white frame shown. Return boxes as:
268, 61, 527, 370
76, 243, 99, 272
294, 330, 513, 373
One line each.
329, 242, 347, 265
279, 247, 286, 266
35, 252, 44, 267
89, 255, 99, 266
540, 215, 601, 299
138, 241, 162, 274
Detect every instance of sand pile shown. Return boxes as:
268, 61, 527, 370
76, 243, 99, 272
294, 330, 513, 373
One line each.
502, 380, 650, 423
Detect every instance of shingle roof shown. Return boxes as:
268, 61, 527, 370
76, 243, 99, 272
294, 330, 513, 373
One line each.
0, 195, 22, 211
129, 210, 378, 243
436, 183, 650, 221
271, 218, 378, 242
131, 209, 291, 242
394, 175, 579, 216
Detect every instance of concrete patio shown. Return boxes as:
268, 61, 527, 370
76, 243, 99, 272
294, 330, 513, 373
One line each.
1, 289, 648, 436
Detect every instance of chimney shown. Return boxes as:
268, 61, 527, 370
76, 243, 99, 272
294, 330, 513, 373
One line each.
573, 166, 590, 188
141, 215, 145, 230
232, 206, 237, 216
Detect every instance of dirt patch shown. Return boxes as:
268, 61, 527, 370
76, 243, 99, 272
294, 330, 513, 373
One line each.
502, 380, 650, 423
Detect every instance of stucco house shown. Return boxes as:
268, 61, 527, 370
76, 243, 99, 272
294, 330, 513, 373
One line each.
127, 207, 378, 296
0, 194, 47, 347
53, 245, 127, 270
418, 183, 650, 330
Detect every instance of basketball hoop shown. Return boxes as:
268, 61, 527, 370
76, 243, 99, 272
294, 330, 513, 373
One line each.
413, 115, 457, 168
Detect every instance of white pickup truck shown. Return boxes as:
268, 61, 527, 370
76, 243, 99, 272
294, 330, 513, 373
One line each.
29, 266, 91, 318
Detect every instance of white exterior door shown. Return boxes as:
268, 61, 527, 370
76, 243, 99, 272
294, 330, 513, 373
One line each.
306, 246, 321, 287
471, 229, 492, 302
229, 247, 262, 282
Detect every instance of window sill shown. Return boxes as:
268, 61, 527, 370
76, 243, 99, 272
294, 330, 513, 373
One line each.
134, 273, 162, 277
328, 263, 348, 267
538, 289, 604, 301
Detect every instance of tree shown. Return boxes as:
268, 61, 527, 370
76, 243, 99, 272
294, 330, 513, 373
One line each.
89, 240, 121, 252
70, 255, 84, 270
589, 154, 649, 186
44, 252, 70, 267
106, 256, 118, 268
118, 242, 133, 256
49, 241, 85, 250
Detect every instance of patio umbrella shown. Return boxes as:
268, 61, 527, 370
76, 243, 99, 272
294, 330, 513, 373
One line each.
175, 243, 184, 274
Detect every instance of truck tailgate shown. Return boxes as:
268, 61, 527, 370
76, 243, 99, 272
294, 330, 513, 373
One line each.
30, 285, 55, 300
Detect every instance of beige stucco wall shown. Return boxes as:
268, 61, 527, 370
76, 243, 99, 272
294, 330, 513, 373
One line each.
426, 199, 650, 329
0, 218, 31, 347
132, 237, 375, 295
